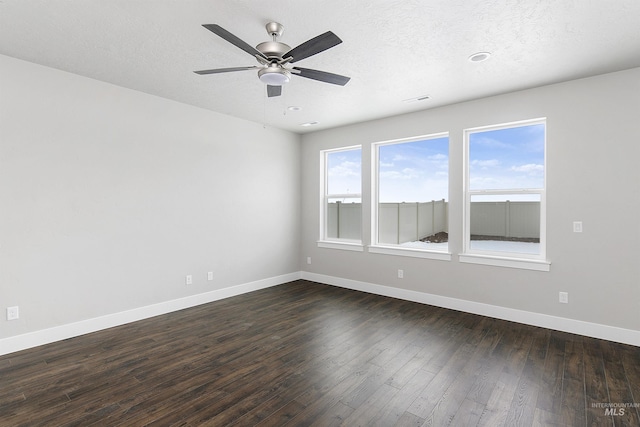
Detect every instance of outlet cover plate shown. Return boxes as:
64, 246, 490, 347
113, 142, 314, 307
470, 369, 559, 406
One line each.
7, 306, 19, 320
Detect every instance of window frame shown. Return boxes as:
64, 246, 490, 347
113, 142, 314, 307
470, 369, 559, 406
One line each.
461, 118, 550, 271
318, 146, 364, 251
369, 133, 452, 261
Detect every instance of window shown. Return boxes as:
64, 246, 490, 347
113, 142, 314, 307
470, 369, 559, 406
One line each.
370, 133, 450, 260
462, 119, 548, 270
319, 146, 362, 250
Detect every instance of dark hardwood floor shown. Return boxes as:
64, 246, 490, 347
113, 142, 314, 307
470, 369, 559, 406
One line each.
1, 280, 639, 426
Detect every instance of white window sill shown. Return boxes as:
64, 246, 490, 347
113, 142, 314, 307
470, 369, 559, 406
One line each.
459, 253, 550, 271
317, 240, 364, 252
368, 245, 452, 261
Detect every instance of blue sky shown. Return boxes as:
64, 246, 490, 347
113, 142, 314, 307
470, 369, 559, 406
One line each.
326, 148, 362, 197
326, 137, 449, 203
327, 123, 544, 203
469, 123, 545, 191
378, 137, 449, 203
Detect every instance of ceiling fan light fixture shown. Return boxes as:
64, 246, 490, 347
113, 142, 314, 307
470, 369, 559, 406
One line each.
258, 66, 291, 86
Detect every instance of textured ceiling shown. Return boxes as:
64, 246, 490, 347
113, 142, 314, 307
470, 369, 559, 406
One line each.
1, 1, 640, 134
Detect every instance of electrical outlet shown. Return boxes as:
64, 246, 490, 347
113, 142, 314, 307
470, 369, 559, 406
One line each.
573, 221, 583, 233
398, 269, 404, 279
7, 306, 19, 321
207, 272, 214, 281
559, 292, 569, 304
186, 275, 193, 285
307, 257, 312, 265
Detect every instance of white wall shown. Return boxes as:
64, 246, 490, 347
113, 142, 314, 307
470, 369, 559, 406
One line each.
301, 68, 640, 341
2, 55, 638, 351
0, 55, 301, 346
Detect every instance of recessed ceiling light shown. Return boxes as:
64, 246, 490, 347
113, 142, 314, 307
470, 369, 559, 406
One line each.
468, 51, 491, 62
287, 106, 302, 111
403, 95, 431, 103
300, 121, 318, 127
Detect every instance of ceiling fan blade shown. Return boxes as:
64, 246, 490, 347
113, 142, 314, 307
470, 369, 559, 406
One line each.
292, 67, 350, 86
267, 85, 282, 97
202, 24, 267, 60
194, 66, 259, 75
283, 31, 342, 63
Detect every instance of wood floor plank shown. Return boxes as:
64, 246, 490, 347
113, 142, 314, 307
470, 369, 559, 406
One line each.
339, 382, 399, 426
449, 398, 486, 427
503, 328, 549, 427
372, 368, 437, 426
394, 411, 426, 426
284, 362, 383, 425
463, 324, 506, 406
1, 280, 638, 426
532, 407, 572, 427
253, 399, 307, 427
405, 338, 477, 419
536, 330, 566, 416
309, 400, 354, 427
476, 371, 521, 427
583, 336, 615, 427
419, 318, 495, 426
619, 344, 640, 423
600, 340, 640, 427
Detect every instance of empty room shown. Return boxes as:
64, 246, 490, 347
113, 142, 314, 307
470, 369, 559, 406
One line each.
1, 1, 639, 426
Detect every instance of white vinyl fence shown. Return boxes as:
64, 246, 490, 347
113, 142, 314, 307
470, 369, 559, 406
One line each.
470, 201, 540, 239
378, 200, 448, 244
326, 202, 362, 240
327, 200, 540, 244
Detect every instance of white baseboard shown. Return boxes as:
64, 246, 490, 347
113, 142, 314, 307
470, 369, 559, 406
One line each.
3, 271, 637, 356
0, 272, 301, 356
301, 272, 640, 347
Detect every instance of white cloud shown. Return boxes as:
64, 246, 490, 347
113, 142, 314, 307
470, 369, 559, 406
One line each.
328, 161, 360, 177
392, 154, 409, 162
469, 176, 502, 187
428, 153, 448, 161
471, 136, 510, 149
511, 163, 544, 174
380, 168, 421, 180
471, 159, 500, 168
379, 170, 403, 179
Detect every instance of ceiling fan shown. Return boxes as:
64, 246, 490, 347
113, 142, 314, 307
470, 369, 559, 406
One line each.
194, 22, 350, 97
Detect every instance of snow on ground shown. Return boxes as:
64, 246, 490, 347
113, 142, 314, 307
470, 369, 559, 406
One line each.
400, 241, 448, 251
401, 240, 540, 254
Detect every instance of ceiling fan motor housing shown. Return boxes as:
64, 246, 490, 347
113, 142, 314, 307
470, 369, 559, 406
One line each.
257, 22, 290, 59
256, 41, 291, 59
